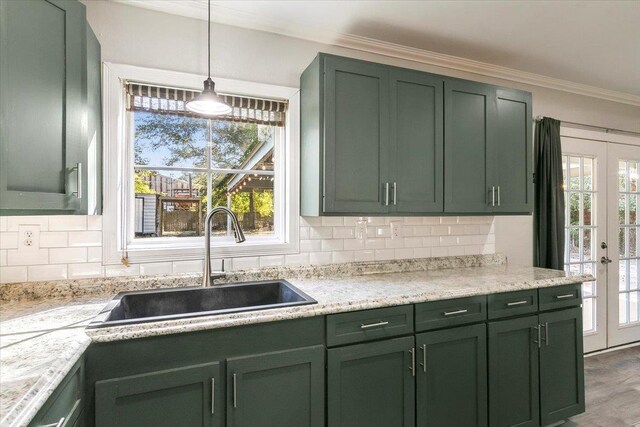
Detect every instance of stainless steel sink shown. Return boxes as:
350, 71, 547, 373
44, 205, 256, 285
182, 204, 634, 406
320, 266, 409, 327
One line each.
88, 280, 317, 328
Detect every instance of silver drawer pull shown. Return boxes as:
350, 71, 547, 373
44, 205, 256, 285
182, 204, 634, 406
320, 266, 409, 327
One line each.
555, 294, 574, 299
506, 300, 529, 306
443, 309, 468, 316
211, 378, 215, 414
360, 320, 389, 329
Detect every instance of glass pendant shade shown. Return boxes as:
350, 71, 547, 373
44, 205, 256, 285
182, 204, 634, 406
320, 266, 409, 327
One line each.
186, 78, 232, 116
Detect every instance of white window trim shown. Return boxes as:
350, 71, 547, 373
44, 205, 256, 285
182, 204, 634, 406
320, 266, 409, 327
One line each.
102, 63, 300, 265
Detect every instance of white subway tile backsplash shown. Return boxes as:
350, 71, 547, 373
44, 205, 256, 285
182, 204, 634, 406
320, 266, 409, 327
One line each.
1, 266, 27, 283
172, 260, 202, 274
28, 264, 67, 281
40, 232, 68, 248
139, 262, 172, 276
49, 247, 87, 264
231, 257, 260, 271
68, 263, 103, 279
0, 214, 496, 283
7, 249, 48, 266
0, 232, 18, 249
309, 251, 332, 265
7, 216, 49, 231
68, 231, 102, 247
87, 247, 102, 263
48, 216, 86, 231
354, 250, 375, 262
87, 216, 103, 231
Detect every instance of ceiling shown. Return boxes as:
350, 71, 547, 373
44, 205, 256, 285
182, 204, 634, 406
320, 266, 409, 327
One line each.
115, 0, 640, 100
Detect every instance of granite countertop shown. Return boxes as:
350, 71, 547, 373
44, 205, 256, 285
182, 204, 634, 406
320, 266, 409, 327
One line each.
0, 255, 592, 427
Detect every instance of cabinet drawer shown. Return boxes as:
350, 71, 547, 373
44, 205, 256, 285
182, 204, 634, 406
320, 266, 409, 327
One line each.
415, 296, 486, 331
539, 283, 582, 312
326, 305, 414, 347
31, 357, 84, 427
487, 289, 538, 319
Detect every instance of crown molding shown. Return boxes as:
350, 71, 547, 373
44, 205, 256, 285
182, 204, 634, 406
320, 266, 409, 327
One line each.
112, 0, 640, 107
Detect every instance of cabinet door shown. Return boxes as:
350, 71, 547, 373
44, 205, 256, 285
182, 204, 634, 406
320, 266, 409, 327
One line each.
444, 79, 496, 213
539, 307, 585, 425
389, 69, 444, 213
0, 0, 86, 214
323, 56, 390, 214
327, 336, 415, 427
226, 345, 324, 427
488, 315, 540, 427
493, 89, 532, 214
95, 362, 222, 427
416, 324, 487, 427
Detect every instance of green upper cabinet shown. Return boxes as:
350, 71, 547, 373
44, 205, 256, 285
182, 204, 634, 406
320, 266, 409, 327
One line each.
327, 336, 415, 427
301, 53, 532, 216
416, 324, 488, 427
539, 307, 585, 426
0, 0, 100, 215
493, 89, 533, 213
301, 53, 444, 216
444, 79, 496, 214
322, 55, 391, 214
94, 362, 223, 427
226, 346, 325, 427
390, 69, 444, 214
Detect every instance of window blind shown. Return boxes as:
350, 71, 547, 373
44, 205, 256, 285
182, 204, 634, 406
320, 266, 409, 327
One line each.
125, 82, 287, 126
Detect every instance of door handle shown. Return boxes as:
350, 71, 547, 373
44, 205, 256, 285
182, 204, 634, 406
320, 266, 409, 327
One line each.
420, 344, 426, 373
497, 186, 501, 206
409, 348, 415, 377
443, 309, 468, 316
392, 182, 397, 205
600, 256, 612, 265
491, 186, 496, 207
232, 373, 237, 408
506, 300, 528, 307
360, 320, 389, 329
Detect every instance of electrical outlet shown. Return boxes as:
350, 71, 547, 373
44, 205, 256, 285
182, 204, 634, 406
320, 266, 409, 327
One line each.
390, 221, 402, 239
18, 225, 40, 251
355, 220, 367, 240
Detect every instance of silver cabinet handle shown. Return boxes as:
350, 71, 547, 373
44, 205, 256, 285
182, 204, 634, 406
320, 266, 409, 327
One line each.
420, 344, 426, 373
42, 418, 65, 427
360, 320, 389, 329
555, 294, 574, 299
392, 182, 397, 205
384, 182, 390, 206
506, 300, 528, 306
232, 373, 237, 408
533, 325, 541, 348
443, 309, 468, 316
71, 163, 82, 199
409, 348, 415, 377
211, 378, 215, 414
491, 186, 496, 206
497, 186, 501, 206
541, 322, 549, 346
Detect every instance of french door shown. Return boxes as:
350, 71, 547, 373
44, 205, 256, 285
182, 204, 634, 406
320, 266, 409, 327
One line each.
562, 133, 640, 352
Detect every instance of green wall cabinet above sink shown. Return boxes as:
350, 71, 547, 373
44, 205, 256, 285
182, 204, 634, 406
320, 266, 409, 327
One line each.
300, 53, 532, 216
0, 0, 102, 215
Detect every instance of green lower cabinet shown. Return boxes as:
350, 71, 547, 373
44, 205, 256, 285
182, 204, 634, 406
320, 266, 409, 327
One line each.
226, 345, 325, 427
416, 324, 487, 427
94, 362, 222, 427
327, 336, 415, 427
539, 308, 585, 426
488, 315, 540, 427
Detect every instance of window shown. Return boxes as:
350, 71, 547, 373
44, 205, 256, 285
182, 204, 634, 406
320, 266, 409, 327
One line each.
101, 64, 299, 264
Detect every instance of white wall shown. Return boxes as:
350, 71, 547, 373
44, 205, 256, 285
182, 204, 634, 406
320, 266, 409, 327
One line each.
2, 1, 638, 283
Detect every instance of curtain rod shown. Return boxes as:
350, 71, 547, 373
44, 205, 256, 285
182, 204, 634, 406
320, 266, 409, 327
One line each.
534, 116, 640, 137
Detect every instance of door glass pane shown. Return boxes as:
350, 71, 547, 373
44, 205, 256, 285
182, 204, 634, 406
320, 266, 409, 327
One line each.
563, 154, 598, 333
618, 159, 640, 326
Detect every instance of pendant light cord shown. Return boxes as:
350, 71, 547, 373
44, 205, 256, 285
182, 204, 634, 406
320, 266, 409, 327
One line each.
207, 0, 211, 78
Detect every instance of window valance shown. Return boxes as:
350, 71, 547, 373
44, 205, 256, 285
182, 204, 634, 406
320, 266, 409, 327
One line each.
125, 82, 287, 126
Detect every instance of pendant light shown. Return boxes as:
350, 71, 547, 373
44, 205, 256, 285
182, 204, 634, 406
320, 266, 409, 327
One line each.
186, 0, 232, 116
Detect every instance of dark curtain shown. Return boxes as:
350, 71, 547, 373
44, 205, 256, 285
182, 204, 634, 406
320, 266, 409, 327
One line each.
534, 117, 565, 269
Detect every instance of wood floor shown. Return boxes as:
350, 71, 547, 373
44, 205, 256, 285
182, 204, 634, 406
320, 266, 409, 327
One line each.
561, 346, 640, 427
